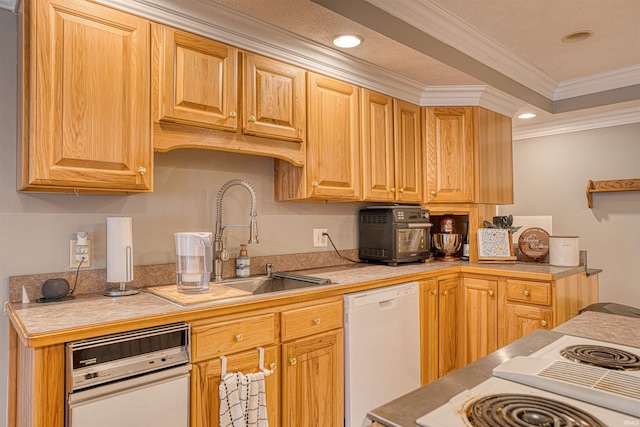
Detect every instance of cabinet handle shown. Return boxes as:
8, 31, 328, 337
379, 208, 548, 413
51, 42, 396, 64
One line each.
235, 333, 244, 342
313, 182, 319, 188
442, 290, 449, 296
269, 362, 277, 370
137, 166, 147, 176
399, 188, 404, 193
249, 115, 256, 122
488, 290, 494, 296
390, 187, 396, 193
431, 289, 438, 295
430, 190, 436, 195
541, 320, 548, 326
229, 111, 237, 118
523, 290, 530, 297
313, 317, 321, 325
289, 357, 297, 366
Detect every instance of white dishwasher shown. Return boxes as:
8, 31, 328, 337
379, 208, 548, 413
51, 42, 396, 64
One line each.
344, 281, 421, 427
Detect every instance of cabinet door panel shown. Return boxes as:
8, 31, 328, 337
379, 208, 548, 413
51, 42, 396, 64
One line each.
420, 279, 439, 385
24, 0, 151, 192
504, 304, 553, 343
192, 346, 279, 427
394, 100, 423, 202
281, 329, 344, 427
306, 73, 360, 199
158, 26, 238, 130
361, 89, 395, 202
462, 278, 498, 364
425, 107, 475, 202
243, 52, 306, 142
438, 277, 461, 377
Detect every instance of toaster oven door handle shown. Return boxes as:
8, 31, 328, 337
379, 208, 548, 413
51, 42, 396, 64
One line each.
399, 223, 433, 229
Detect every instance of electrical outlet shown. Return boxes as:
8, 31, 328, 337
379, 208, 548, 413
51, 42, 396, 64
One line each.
313, 228, 328, 247
70, 239, 91, 268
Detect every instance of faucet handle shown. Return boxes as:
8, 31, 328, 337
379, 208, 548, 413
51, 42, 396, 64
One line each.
220, 248, 229, 261
266, 263, 274, 278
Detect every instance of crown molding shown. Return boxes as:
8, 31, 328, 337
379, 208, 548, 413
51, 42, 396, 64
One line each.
555, 65, 640, 100
421, 85, 524, 117
512, 106, 640, 140
366, 0, 558, 99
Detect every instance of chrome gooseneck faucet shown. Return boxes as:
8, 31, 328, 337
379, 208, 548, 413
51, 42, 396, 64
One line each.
213, 179, 259, 282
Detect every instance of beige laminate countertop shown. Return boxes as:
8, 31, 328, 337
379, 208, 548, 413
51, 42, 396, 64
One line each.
8, 261, 591, 347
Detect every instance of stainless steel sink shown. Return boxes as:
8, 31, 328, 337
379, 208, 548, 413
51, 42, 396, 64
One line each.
217, 273, 332, 295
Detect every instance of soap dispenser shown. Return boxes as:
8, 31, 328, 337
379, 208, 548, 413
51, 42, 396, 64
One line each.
236, 244, 250, 278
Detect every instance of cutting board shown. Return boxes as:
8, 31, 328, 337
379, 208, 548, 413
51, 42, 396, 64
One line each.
146, 284, 252, 305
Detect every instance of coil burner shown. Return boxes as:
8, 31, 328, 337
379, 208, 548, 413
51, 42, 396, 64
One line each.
560, 344, 640, 371
465, 394, 605, 427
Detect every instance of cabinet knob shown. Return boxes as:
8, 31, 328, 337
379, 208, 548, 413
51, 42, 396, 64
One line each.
269, 362, 277, 370
137, 166, 147, 176
399, 188, 404, 193
431, 289, 438, 295
488, 290, 494, 297
313, 317, 321, 325
229, 111, 237, 118
249, 115, 256, 122
235, 333, 244, 342
523, 290, 530, 297
289, 357, 297, 366
390, 187, 396, 193
541, 320, 547, 326
430, 190, 436, 195
442, 290, 449, 296
313, 182, 319, 188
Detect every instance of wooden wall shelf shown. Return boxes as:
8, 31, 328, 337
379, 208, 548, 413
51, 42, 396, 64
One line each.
586, 178, 640, 208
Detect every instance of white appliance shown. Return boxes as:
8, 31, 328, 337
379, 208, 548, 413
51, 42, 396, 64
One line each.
344, 282, 420, 427
66, 323, 191, 427
416, 335, 640, 426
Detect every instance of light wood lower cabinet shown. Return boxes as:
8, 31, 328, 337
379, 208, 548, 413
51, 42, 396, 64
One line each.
190, 298, 343, 427
503, 304, 553, 344
461, 276, 498, 365
281, 329, 344, 427
420, 276, 462, 385
192, 346, 280, 427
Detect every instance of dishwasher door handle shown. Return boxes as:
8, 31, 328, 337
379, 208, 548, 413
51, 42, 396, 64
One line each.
378, 299, 397, 309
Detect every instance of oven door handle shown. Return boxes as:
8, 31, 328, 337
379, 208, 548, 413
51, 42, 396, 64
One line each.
397, 223, 433, 229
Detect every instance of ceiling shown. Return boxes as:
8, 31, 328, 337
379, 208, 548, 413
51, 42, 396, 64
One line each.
3, 0, 639, 138
205, 0, 640, 138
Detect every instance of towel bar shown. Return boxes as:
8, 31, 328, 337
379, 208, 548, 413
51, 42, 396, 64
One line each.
219, 347, 275, 378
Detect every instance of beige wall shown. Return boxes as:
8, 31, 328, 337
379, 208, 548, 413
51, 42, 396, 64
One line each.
498, 123, 640, 308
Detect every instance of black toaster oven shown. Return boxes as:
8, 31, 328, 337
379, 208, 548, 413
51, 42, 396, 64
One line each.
358, 206, 432, 265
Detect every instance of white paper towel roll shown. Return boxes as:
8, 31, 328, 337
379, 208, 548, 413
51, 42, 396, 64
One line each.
549, 236, 579, 267
107, 217, 134, 283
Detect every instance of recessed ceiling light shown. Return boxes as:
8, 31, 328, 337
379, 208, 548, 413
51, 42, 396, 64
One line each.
562, 30, 593, 43
332, 34, 362, 48
517, 113, 536, 119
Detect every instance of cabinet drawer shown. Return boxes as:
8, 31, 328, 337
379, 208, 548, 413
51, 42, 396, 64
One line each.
281, 300, 343, 341
506, 279, 551, 306
192, 313, 276, 362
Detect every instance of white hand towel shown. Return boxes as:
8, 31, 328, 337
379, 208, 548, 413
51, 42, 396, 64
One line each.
219, 371, 269, 427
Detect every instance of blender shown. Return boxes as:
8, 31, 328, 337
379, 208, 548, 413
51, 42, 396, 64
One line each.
174, 232, 213, 293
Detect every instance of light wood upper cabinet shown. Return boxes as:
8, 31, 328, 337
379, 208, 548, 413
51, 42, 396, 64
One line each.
420, 276, 461, 385
394, 100, 423, 202
424, 107, 513, 204
243, 52, 306, 142
18, 0, 152, 193
361, 92, 422, 203
156, 25, 238, 130
275, 72, 360, 200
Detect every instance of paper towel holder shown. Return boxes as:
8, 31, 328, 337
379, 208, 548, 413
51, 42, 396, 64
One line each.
105, 217, 140, 297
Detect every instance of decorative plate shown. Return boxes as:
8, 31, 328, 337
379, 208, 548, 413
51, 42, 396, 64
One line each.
518, 227, 550, 261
